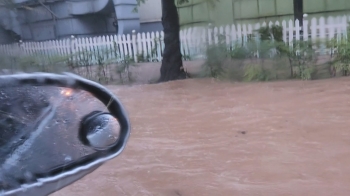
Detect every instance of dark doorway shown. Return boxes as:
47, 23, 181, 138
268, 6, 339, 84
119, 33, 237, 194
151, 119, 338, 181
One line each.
293, 0, 303, 26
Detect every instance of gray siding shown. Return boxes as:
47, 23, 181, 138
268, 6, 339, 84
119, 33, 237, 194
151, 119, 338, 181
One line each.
0, 0, 142, 43
140, 21, 163, 33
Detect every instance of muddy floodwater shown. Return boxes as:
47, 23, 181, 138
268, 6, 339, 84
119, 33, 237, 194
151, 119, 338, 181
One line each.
52, 78, 350, 196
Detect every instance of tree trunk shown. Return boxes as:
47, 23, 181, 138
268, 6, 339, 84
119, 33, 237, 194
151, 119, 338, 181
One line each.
158, 0, 187, 82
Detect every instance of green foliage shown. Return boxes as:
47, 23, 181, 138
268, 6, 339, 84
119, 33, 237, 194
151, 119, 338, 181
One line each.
284, 40, 317, 80
202, 43, 226, 78
95, 49, 112, 84
299, 66, 316, 80
257, 25, 283, 42
243, 64, 271, 82
200, 24, 323, 82
0, 45, 138, 85
0, 53, 70, 73
229, 43, 250, 59
255, 25, 320, 81
116, 56, 138, 84
134, 38, 161, 63
201, 34, 229, 78
329, 30, 350, 76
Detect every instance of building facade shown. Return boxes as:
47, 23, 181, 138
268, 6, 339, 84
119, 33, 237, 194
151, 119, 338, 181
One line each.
177, 0, 350, 28
0, 0, 162, 44
1, 0, 349, 44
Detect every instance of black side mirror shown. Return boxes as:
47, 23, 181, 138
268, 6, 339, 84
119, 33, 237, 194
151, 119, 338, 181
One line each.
0, 73, 131, 196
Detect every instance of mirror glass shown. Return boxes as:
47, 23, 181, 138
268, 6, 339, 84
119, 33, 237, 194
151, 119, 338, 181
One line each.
84, 113, 120, 149
0, 86, 120, 191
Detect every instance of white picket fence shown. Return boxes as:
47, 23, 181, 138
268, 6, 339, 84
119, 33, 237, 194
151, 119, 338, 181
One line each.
0, 15, 349, 64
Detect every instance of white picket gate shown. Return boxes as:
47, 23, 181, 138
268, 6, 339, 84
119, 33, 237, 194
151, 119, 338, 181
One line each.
0, 15, 349, 63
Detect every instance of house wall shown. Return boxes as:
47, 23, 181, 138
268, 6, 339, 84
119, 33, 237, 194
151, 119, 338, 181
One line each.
140, 21, 163, 33
17, 2, 117, 41
0, 0, 141, 43
178, 0, 350, 28
0, 27, 16, 44
138, 0, 162, 32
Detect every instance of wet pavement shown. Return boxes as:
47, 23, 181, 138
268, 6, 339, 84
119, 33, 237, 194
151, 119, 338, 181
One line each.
52, 77, 350, 196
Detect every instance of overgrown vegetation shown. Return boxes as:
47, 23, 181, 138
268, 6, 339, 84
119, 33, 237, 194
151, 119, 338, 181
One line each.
0, 44, 138, 85
201, 24, 346, 82
328, 31, 350, 77
1, 24, 350, 85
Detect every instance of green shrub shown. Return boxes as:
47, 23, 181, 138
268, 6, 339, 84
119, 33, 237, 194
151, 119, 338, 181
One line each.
257, 25, 283, 42
116, 55, 138, 84
243, 64, 271, 81
294, 65, 317, 80
329, 30, 350, 76
201, 43, 227, 78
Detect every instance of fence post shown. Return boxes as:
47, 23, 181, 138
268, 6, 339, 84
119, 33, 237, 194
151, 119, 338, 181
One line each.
302, 20, 309, 41
208, 23, 214, 46
342, 15, 347, 39
132, 30, 138, 63
70, 35, 76, 62
18, 39, 23, 56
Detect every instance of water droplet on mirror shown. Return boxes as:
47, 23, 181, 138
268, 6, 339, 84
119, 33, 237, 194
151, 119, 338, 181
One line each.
24, 171, 34, 181
64, 156, 72, 162
81, 113, 120, 150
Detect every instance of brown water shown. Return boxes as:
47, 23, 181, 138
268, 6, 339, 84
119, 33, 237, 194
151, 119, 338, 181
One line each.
52, 78, 350, 196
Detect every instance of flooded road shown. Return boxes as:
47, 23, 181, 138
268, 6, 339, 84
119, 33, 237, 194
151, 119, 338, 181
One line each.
53, 78, 350, 196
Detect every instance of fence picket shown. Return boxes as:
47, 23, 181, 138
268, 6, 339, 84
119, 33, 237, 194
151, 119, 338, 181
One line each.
155, 31, 162, 61
311, 17, 318, 41
295, 19, 300, 41
0, 15, 349, 63
335, 16, 342, 41
122, 34, 129, 59
117, 35, 124, 61
236, 24, 242, 45
213, 27, 219, 44
145, 32, 152, 61
150, 32, 156, 61
208, 24, 213, 45
182, 28, 190, 58
132, 31, 137, 62
193, 27, 201, 57
224, 25, 230, 47
288, 20, 294, 45
342, 15, 347, 39
126, 34, 133, 60
327, 16, 335, 40
319, 17, 326, 40
303, 19, 309, 41
247, 24, 253, 42
141, 33, 147, 61
282, 20, 287, 42
230, 24, 236, 47
242, 24, 248, 45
